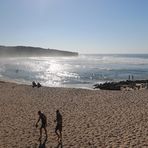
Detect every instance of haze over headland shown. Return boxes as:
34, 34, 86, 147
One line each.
0, 45, 78, 57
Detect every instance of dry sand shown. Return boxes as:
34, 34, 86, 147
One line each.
0, 81, 148, 148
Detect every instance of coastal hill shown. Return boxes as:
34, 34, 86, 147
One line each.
0, 45, 78, 57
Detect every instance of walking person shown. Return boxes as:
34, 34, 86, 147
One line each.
132, 75, 134, 81
36, 111, 48, 140
55, 110, 62, 142
128, 75, 130, 80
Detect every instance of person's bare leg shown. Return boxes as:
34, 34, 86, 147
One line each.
55, 130, 60, 140
39, 128, 42, 140
59, 131, 62, 142
44, 128, 48, 139
58, 131, 62, 143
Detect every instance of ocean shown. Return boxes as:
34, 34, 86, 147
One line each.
0, 54, 148, 89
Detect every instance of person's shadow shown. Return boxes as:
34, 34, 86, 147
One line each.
55, 140, 63, 148
38, 138, 47, 148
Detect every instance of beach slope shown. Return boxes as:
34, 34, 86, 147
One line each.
0, 81, 148, 147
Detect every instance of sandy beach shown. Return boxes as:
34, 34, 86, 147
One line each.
0, 81, 148, 148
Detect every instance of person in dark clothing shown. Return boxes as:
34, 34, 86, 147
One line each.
55, 110, 62, 142
36, 111, 48, 140
37, 82, 42, 88
32, 81, 37, 87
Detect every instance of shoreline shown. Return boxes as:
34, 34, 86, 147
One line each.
0, 78, 96, 90
0, 81, 148, 147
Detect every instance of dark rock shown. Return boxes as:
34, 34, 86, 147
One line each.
94, 80, 148, 90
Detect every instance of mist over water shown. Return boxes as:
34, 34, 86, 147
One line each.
0, 54, 148, 88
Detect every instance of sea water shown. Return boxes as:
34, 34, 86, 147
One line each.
0, 54, 148, 88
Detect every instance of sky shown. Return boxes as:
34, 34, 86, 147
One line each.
0, 0, 148, 54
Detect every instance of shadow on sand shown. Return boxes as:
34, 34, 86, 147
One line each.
55, 140, 63, 148
38, 138, 47, 148
37, 138, 63, 148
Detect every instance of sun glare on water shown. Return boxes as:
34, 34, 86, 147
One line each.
47, 60, 63, 73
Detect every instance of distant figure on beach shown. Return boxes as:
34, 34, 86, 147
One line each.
37, 82, 42, 88
36, 111, 48, 140
128, 75, 130, 80
32, 81, 37, 87
132, 75, 134, 81
55, 110, 62, 142
16, 69, 19, 73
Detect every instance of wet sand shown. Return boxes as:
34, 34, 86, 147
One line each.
0, 81, 148, 147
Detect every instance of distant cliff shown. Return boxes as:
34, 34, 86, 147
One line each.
0, 45, 78, 57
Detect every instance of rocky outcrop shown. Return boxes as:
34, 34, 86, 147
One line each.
94, 80, 148, 90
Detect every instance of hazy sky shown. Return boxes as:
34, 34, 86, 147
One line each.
0, 0, 148, 54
